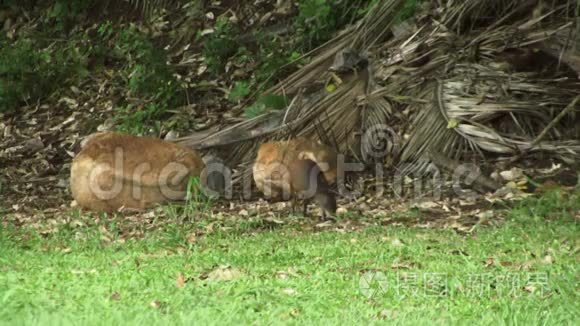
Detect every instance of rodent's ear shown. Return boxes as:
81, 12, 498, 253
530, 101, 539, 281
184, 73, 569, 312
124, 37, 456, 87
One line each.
298, 151, 316, 162
79, 132, 104, 150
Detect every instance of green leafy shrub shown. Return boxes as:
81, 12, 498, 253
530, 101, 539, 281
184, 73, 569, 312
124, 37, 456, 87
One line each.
201, 17, 239, 75
114, 103, 164, 135
295, 0, 334, 49
0, 38, 88, 112
397, 0, 422, 22
253, 41, 299, 86
509, 189, 580, 222
295, 0, 373, 51
47, 0, 97, 31
197, 0, 379, 113
117, 26, 177, 100
109, 25, 183, 133
0, 0, 38, 10
244, 94, 288, 118
228, 81, 251, 102
184, 176, 212, 217
162, 176, 213, 222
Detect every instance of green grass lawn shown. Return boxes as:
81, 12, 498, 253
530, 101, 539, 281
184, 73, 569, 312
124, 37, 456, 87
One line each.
0, 190, 578, 325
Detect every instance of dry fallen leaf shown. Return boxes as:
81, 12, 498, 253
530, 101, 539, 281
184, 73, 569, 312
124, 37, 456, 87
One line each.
391, 238, 404, 247
519, 260, 535, 271
391, 261, 415, 269
282, 288, 297, 296
484, 257, 495, 267
150, 300, 166, 309
542, 255, 554, 265
500, 168, 524, 181
264, 216, 284, 224
476, 210, 494, 220
176, 273, 186, 289
315, 220, 333, 228
207, 266, 243, 281
290, 308, 300, 317
200, 28, 214, 36
414, 201, 439, 210
276, 267, 299, 280
186, 232, 197, 245
523, 285, 537, 294
378, 309, 396, 319
71, 269, 97, 275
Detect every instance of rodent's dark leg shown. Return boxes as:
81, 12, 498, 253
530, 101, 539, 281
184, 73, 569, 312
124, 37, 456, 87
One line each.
302, 199, 310, 217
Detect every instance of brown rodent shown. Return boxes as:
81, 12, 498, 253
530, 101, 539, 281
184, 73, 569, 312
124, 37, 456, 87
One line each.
254, 136, 339, 184
253, 137, 338, 218
286, 158, 337, 218
70, 131, 205, 212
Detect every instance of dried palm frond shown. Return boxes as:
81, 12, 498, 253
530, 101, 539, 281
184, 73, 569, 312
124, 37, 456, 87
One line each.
126, 0, 186, 17
266, 0, 406, 96
399, 6, 580, 173
176, 0, 409, 163
177, 0, 580, 192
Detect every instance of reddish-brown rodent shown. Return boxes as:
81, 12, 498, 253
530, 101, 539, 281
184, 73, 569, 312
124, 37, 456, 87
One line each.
253, 137, 338, 218
70, 131, 205, 212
